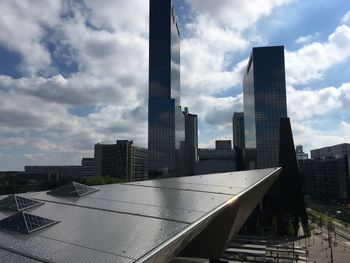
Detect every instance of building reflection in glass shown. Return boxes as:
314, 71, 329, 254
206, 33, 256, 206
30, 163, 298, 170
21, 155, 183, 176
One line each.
243, 46, 287, 169
148, 0, 185, 176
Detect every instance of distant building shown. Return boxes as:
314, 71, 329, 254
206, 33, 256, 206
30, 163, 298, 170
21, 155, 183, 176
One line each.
295, 145, 308, 161
81, 158, 95, 177
311, 143, 350, 159
243, 46, 287, 169
25, 165, 92, 178
94, 143, 118, 177
184, 107, 198, 176
232, 112, 245, 151
299, 143, 350, 202
94, 140, 148, 181
215, 140, 232, 150
300, 155, 350, 202
195, 140, 235, 175
116, 140, 148, 182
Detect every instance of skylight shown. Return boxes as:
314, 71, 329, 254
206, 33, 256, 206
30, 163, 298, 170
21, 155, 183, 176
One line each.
0, 195, 43, 212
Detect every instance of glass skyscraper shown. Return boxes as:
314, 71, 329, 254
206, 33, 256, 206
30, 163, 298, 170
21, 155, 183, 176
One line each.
243, 46, 287, 169
148, 0, 185, 176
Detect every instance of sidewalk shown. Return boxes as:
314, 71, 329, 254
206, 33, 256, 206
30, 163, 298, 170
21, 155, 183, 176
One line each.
306, 228, 350, 262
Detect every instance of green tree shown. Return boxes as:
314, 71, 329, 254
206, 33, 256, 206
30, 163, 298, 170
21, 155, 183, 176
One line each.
84, 176, 125, 186
327, 220, 334, 232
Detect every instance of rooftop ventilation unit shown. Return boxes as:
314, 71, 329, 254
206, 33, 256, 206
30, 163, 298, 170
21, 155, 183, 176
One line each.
47, 181, 99, 197
0, 195, 43, 212
0, 211, 57, 234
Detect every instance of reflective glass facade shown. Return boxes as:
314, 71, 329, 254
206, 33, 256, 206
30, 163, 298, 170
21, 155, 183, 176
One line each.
243, 46, 287, 169
148, 0, 185, 176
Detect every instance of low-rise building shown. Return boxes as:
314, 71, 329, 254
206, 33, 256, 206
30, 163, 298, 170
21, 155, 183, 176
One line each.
95, 140, 148, 181
299, 143, 350, 202
195, 140, 235, 175
311, 143, 350, 159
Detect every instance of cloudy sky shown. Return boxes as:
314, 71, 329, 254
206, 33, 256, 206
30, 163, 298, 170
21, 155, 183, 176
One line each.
0, 0, 350, 170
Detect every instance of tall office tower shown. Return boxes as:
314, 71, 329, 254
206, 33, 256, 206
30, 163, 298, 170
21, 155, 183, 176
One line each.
148, 0, 185, 176
243, 46, 287, 169
232, 112, 245, 151
184, 107, 198, 176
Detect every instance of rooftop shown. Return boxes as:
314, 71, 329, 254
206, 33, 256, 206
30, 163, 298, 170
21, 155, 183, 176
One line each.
0, 168, 280, 262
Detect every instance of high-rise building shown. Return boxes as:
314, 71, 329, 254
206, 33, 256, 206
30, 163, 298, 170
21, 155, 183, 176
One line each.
243, 46, 287, 169
232, 112, 245, 151
184, 107, 198, 176
148, 0, 185, 176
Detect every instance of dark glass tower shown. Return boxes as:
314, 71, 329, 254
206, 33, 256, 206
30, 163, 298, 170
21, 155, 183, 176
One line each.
232, 112, 245, 151
148, 0, 185, 176
243, 46, 287, 169
184, 107, 198, 176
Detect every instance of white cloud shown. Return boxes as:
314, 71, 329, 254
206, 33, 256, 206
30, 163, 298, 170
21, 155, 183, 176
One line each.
0, 0, 150, 170
295, 35, 312, 45
0, 0, 62, 75
185, 0, 294, 31
286, 25, 350, 85
292, 121, 350, 155
342, 10, 350, 23
181, 0, 294, 98
287, 82, 350, 153
188, 95, 242, 126
287, 82, 350, 120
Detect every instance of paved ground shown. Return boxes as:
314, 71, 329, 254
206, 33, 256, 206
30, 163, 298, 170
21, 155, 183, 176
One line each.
306, 227, 350, 263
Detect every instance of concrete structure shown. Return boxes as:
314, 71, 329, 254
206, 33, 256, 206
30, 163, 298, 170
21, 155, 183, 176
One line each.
81, 158, 95, 177
184, 107, 198, 176
195, 140, 235, 175
243, 46, 287, 169
232, 112, 245, 151
116, 140, 148, 182
94, 140, 148, 181
148, 0, 185, 177
0, 168, 281, 262
295, 145, 308, 161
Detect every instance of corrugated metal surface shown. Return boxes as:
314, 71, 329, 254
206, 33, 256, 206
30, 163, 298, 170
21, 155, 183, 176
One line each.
0, 248, 43, 263
0, 168, 280, 262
